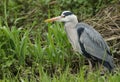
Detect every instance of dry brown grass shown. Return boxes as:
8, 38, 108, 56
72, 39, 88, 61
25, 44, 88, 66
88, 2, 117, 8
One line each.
85, 4, 120, 66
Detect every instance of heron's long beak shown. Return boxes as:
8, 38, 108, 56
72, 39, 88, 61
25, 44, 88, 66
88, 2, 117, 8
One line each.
45, 16, 61, 22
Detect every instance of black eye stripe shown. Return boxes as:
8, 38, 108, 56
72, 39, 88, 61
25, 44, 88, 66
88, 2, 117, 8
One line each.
63, 12, 73, 16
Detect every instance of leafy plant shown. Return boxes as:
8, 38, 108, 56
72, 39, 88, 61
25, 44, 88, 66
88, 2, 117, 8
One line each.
0, 0, 119, 81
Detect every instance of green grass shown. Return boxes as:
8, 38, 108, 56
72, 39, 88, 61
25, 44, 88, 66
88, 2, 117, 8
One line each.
0, 22, 120, 82
0, 0, 120, 82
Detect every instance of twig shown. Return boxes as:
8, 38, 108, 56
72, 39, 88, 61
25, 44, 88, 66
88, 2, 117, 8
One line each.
105, 11, 120, 29
105, 36, 120, 41
112, 42, 120, 48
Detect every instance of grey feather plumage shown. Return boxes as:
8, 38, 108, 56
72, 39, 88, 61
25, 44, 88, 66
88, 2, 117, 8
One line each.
76, 23, 114, 71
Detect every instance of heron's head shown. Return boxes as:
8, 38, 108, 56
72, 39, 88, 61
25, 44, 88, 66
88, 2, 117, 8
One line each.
45, 11, 78, 23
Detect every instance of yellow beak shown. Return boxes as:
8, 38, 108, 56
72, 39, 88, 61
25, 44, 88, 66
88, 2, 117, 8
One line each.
44, 16, 61, 22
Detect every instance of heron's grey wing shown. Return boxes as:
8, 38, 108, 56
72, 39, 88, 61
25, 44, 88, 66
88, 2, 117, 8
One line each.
76, 23, 114, 66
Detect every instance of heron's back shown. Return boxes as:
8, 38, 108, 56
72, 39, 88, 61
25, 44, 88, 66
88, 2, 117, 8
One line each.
76, 22, 114, 71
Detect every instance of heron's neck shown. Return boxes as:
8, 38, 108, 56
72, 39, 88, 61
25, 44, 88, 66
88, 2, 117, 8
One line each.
65, 20, 78, 28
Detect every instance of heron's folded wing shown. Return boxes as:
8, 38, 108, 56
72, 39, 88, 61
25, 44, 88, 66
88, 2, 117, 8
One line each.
77, 23, 112, 62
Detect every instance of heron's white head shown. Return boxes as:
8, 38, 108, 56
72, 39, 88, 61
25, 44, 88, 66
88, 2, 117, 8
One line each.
45, 11, 78, 23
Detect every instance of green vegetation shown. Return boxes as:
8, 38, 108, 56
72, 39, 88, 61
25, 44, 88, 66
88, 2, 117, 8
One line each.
0, 0, 120, 82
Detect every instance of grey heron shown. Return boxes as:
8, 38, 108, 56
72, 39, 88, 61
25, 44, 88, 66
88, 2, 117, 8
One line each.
45, 11, 114, 72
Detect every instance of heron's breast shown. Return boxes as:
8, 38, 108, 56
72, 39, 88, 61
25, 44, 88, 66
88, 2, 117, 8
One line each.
65, 27, 81, 52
